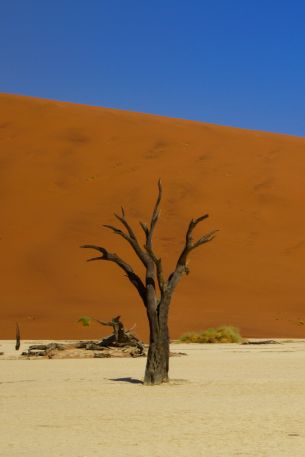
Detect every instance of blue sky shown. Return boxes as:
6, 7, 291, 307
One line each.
1, 1, 305, 136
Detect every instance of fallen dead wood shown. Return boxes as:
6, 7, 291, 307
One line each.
242, 340, 280, 345
21, 316, 146, 359
21, 342, 145, 359
21, 343, 186, 359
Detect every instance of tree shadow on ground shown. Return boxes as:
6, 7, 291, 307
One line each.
110, 377, 143, 385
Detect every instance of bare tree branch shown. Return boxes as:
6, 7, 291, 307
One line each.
95, 315, 124, 342
142, 180, 166, 294
114, 207, 137, 240
192, 230, 219, 249
145, 245, 165, 292
167, 215, 218, 292
147, 178, 162, 248
80, 245, 146, 303
139, 221, 149, 238
176, 214, 214, 265
103, 216, 149, 267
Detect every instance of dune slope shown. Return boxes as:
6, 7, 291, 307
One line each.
1, 93, 305, 340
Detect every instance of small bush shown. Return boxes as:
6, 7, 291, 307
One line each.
179, 325, 243, 343
78, 316, 92, 327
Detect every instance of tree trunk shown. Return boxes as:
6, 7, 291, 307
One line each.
144, 333, 169, 385
144, 300, 170, 386
81, 181, 217, 386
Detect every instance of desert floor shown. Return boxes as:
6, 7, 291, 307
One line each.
1, 340, 305, 456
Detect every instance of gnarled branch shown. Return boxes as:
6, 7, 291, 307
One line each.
96, 315, 125, 343
80, 245, 146, 303
102, 218, 149, 268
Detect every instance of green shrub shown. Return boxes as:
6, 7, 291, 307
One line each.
78, 316, 92, 327
179, 325, 243, 343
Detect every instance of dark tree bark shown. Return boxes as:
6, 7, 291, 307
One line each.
81, 180, 217, 385
95, 315, 126, 343
15, 322, 20, 351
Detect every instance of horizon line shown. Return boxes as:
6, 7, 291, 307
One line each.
2, 91, 305, 140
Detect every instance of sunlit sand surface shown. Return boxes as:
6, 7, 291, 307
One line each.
1, 94, 305, 340
1, 340, 305, 456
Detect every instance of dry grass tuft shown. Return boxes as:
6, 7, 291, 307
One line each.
179, 326, 243, 343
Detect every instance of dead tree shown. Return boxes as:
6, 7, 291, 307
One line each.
81, 181, 217, 385
94, 315, 143, 348
15, 322, 20, 351
100, 315, 125, 343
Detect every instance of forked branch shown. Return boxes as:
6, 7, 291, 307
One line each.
81, 182, 217, 303
177, 214, 218, 265
141, 180, 166, 293
168, 215, 218, 291
102, 212, 149, 267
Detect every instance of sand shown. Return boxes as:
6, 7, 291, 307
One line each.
1, 340, 305, 456
1, 93, 305, 340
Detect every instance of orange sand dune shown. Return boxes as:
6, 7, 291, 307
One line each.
1, 93, 305, 340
